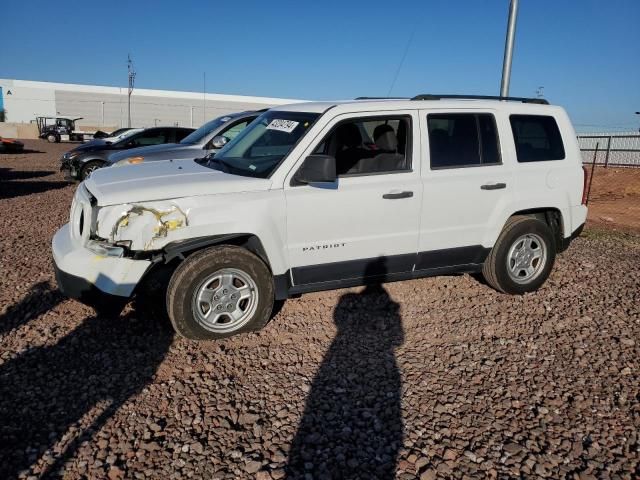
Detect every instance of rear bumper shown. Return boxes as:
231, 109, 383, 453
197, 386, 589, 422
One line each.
52, 224, 151, 306
571, 205, 588, 233
561, 222, 585, 251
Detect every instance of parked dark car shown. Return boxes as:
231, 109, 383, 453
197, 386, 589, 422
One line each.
106, 111, 261, 167
60, 127, 194, 180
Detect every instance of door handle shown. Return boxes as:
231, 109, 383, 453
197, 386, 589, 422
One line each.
383, 191, 413, 199
480, 183, 507, 190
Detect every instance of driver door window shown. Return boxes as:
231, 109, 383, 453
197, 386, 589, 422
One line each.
220, 120, 251, 142
313, 116, 411, 176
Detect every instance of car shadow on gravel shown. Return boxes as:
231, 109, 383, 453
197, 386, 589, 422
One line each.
0, 308, 173, 478
286, 258, 404, 479
0, 281, 64, 336
0, 167, 69, 200
0, 149, 44, 155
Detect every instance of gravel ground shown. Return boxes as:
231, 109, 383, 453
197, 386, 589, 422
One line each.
1, 141, 639, 479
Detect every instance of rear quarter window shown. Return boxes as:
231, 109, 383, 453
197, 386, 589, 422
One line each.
175, 129, 193, 142
510, 115, 565, 162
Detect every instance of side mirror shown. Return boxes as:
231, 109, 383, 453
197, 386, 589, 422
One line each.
295, 154, 336, 184
210, 135, 230, 149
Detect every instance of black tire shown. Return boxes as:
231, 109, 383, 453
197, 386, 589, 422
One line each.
47, 133, 58, 143
482, 216, 556, 294
167, 245, 275, 340
80, 160, 103, 180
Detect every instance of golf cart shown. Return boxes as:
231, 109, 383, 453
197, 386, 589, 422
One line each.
36, 116, 88, 143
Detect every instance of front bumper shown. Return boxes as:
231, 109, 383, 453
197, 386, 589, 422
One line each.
52, 224, 152, 305
60, 157, 80, 180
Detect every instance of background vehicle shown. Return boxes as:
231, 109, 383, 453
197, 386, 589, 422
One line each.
52, 95, 587, 340
0, 136, 24, 153
36, 116, 90, 143
60, 126, 194, 180
107, 111, 261, 167
82, 128, 143, 148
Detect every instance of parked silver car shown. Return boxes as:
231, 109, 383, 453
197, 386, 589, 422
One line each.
107, 111, 262, 167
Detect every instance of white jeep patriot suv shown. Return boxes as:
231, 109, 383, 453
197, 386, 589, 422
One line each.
52, 95, 588, 340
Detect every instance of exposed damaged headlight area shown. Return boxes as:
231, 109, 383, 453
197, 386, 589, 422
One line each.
95, 201, 189, 251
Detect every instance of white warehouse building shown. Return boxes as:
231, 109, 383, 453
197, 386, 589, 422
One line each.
0, 79, 301, 129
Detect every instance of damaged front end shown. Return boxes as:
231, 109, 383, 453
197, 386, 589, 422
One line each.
94, 201, 189, 253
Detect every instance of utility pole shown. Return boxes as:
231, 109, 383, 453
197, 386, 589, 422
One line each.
500, 0, 519, 97
127, 54, 136, 128
203, 72, 206, 125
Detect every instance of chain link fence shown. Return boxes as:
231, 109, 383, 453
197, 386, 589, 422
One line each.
578, 133, 640, 232
578, 133, 640, 168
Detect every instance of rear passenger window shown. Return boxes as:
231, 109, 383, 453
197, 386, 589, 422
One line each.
428, 113, 500, 169
313, 116, 411, 176
174, 129, 192, 142
510, 115, 565, 162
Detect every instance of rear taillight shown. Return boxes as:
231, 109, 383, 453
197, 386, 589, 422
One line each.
581, 165, 588, 205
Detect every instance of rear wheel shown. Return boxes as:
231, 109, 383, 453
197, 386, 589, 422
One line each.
80, 161, 103, 180
482, 216, 556, 294
167, 245, 275, 340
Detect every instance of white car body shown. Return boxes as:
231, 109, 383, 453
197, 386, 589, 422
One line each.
52, 97, 587, 304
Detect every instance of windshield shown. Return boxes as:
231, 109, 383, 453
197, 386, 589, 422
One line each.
108, 128, 143, 144
107, 128, 131, 138
180, 115, 234, 145
209, 111, 319, 178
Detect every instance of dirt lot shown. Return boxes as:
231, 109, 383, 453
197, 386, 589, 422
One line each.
583, 166, 640, 233
1, 141, 639, 479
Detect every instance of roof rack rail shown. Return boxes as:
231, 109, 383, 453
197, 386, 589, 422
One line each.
354, 96, 409, 100
411, 94, 549, 105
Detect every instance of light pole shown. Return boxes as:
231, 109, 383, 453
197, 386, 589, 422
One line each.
500, 0, 519, 97
127, 55, 136, 128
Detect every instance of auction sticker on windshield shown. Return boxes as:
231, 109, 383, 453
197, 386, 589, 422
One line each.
266, 119, 299, 133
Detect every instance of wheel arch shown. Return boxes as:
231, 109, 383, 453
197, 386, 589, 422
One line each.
78, 156, 103, 166
509, 207, 565, 253
163, 233, 272, 269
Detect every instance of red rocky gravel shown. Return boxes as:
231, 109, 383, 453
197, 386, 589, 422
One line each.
1, 141, 639, 479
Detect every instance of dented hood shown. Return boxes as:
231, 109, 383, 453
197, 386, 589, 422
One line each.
85, 159, 272, 206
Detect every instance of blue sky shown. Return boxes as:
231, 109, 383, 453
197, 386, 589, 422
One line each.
1, 0, 639, 132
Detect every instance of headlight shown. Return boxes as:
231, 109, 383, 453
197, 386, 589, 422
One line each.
65, 151, 80, 159
113, 156, 144, 167
86, 240, 124, 257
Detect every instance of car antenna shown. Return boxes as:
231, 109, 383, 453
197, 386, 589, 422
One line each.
387, 25, 416, 96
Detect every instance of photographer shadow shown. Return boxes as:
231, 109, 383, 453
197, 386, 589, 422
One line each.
287, 258, 405, 479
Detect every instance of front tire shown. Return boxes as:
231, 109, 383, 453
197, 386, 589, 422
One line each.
167, 245, 275, 340
47, 133, 59, 143
482, 216, 556, 294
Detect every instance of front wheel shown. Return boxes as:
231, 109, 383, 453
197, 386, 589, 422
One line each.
47, 133, 59, 143
482, 216, 556, 294
167, 245, 275, 340
80, 160, 103, 180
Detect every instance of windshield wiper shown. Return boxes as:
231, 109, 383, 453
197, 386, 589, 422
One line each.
206, 157, 230, 173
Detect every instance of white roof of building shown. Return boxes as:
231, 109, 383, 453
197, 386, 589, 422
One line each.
0, 79, 303, 106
